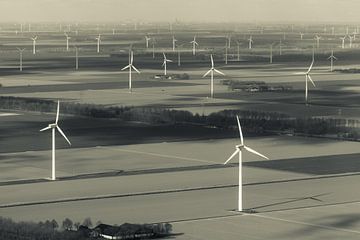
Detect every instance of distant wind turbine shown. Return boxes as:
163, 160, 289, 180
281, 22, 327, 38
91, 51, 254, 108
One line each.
64, 33, 71, 51
314, 35, 321, 48
328, 50, 337, 72
172, 36, 177, 52
16, 47, 25, 71
121, 51, 140, 92
162, 53, 172, 76
74, 46, 79, 70
340, 36, 346, 49
95, 34, 101, 53
348, 35, 354, 48
248, 36, 253, 49
236, 40, 241, 61
40, 101, 71, 181
224, 115, 269, 212
269, 44, 273, 64
300, 32, 304, 40
296, 58, 316, 105
31, 36, 37, 55
145, 36, 151, 48
190, 36, 198, 55
203, 54, 225, 98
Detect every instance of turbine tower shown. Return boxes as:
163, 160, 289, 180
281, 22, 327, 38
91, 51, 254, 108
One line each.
300, 32, 304, 40
145, 36, 151, 48
224, 115, 269, 212
162, 53, 172, 76
121, 51, 140, 92
95, 34, 101, 53
349, 35, 354, 48
64, 33, 71, 51
190, 36, 198, 55
74, 46, 79, 70
328, 50, 337, 72
314, 35, 321, 48
202, 54, 225, 98
31, 36, 37, 55
296, 59, 316, 105
248, 36, 253, 49
172, 36, 177, 52
16, 47, 25, 71
236, 40, 241, 61
340, 36, 346, 49
40, 101, 71, 181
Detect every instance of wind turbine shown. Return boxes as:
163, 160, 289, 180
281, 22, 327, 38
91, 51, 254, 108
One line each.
145, 36, 151, 48
269, 44, 273, 64
95, 34, 101, 53
224, 115, 269, 212
40, 101, 71, 181
190, 36, 198, 55
296, 58, 316, 105
74, 46, 79, 70
227, 35, 231, 48
348, 35, 354, 48
314, 35, 321, 48
203, 54, 225, 98
64, 33, 71, 51
16, 47, 25, 71
248, 36, 253, 49
279, 38, 282, 56
236, 40, 241, 61
162, 53, 172, 76
121, 51, 140, 92
300, 32, 304, 40
172, 36, 177, 52
31, 36, 37, 55
328, 50, 337, 72
340, 36, 346, 49
152, 39, 156, 59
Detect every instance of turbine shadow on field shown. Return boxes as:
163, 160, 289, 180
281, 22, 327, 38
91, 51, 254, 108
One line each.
244, 153, 360, 175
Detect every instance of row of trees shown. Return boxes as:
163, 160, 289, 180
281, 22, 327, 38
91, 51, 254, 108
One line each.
0, 216, 173, 240
0, 96, 358, 139
0, 217, 92, 240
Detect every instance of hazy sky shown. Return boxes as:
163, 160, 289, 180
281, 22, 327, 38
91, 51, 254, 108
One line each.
1, 0, 360, 23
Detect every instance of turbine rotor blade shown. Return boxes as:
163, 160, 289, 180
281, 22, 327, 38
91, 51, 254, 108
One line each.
236, 115, 244, 144
132, 65, 140, 74
244, 146, 269, 160
121, 65, 131, 71
40, 126, 51, 132
203, 69, 212, 78
56, 126, 71, 145
214, 68, 225, 76
55, 101, 60, 124
306, 60, 314, 73
224, 149, 240, 165
210, 54, 214, 67
308, 75, 316, 87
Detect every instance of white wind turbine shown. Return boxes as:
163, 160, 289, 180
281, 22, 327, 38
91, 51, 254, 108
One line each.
145, 36, 151, 48
121, 51, 140, 92
172, 36, 177, 52
248, 36, 253, 49
348, 35, 354, 48
64, 33, 71, 51
190, 36, 198, 55
31, 36, 37, 55
328, 50, 337, 72
95, 34, 101, 53
162, 53, 172, 76
314, 35, 321, 48
224, 115, 269, 212
296, 58, 316, 105
16, 47, 25, 71
300, 32, 304, 40
236, 40, 241, 61
340, 36, 346, 49
203, 54, 225, 98
40, 101, 71, 181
